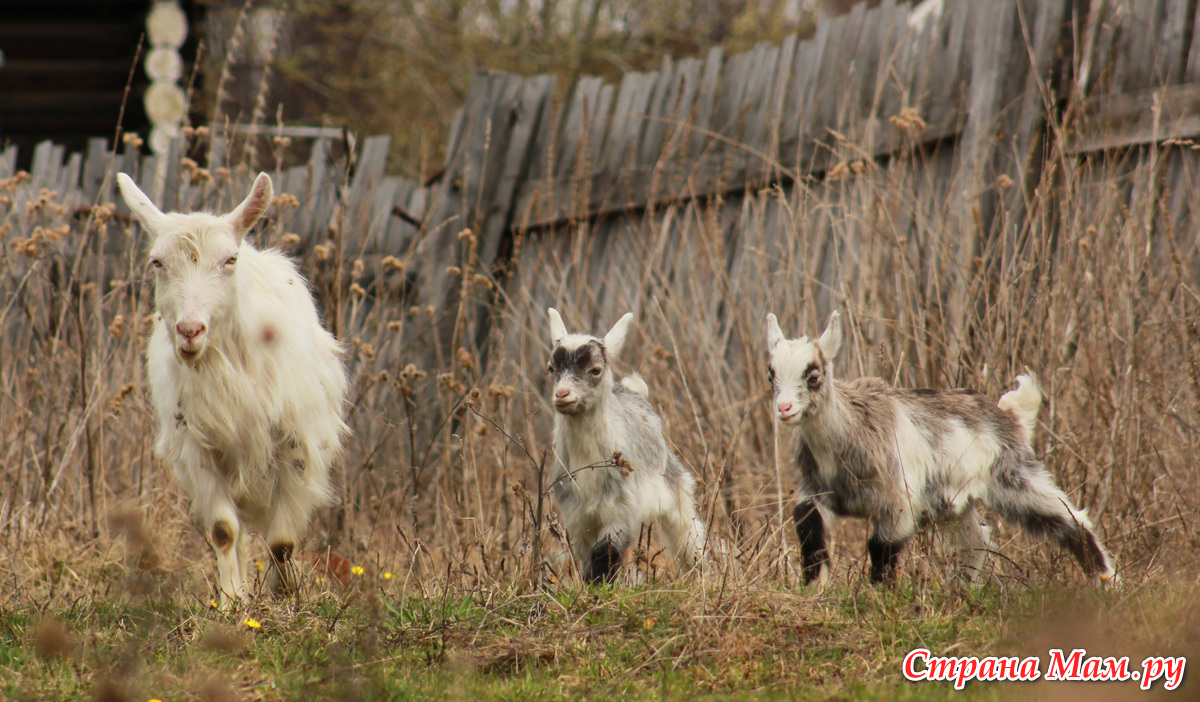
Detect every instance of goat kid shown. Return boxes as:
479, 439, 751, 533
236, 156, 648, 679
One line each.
766, 310, 1116, 586
118, 172, 348, 604
547, 308, 707, 583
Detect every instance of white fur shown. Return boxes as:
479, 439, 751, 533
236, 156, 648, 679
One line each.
547, 309, 707, 581
768, 310, 1116, 585
120, 172, 348, 603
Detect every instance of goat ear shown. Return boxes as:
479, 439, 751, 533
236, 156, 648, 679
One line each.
547, 308, 568, 347
766, 313, 785, 348
116, 172, 167, 234
819, 310, 843, 359
227, 172, 274, 240
603, 313, 634, 358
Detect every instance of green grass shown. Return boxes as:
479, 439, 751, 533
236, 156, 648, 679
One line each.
4, 574, 1193, 701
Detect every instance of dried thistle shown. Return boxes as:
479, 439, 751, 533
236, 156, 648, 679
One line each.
273, 193, 300, 209
437, 373, 466, 394
457, 347, 475, 371
612, 451, 633, 477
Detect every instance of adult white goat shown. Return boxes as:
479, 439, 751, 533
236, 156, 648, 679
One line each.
546, 308, 707, 583
118, 172, 348, 603
766, 310, 1116, 586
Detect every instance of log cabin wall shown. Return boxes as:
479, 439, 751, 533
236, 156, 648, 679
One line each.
0, 0, 201, 167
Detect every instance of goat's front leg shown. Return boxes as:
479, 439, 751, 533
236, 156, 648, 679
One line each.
794, 499, 831, 585
868, 512, 913, 584
586, 525, 633, 584
190, 467, 247, 605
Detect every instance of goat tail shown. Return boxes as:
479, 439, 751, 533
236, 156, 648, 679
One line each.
998, 373, 1042, 443
621, 373, 649, 398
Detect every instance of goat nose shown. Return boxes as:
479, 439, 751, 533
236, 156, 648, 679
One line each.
777, 402, 793, 414
176, 321, 206, 340
555, 389, 570, 400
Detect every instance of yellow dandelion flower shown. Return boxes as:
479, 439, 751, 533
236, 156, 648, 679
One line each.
351, 565, 365, 576
209, 599, 218, 609
243, 618, 261, 629
255, 561, 264, 571
150, 699, 165, 702
383, 572, 393, 580
316, 576, 326, 585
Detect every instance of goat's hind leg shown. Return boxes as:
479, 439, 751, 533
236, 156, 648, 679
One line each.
953, 502, 993, 583
265, 475, 322, 596
794, 499, 831, 586
656, 477, 708, 575
868, 512, 914, 584
989, 460, 1116, 582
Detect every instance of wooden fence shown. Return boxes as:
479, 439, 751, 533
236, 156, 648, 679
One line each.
5, 0, 1200, 372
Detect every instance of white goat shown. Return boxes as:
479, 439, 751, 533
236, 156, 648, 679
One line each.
118, 172, 348, 603
546, 308, 707, 582
766, 310, 1116, 585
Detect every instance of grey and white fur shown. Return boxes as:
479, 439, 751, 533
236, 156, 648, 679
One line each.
766, 310, 1117, 586
546, 308, 707, 583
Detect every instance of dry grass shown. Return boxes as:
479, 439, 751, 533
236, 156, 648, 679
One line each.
3, 24, 1200, 696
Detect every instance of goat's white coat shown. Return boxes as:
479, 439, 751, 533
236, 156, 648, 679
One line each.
120, 172, 348, 602
768, 310, 1116, 584
547, 309, 706, 581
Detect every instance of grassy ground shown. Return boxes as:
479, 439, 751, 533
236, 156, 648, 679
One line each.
2, 566, 1197, 701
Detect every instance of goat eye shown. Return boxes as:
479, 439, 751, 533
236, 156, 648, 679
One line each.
589, 367, 602, 377
547, 362, 555, 373
807, 373, 821, 389
150, 258, 164, 270
225, 255, 238, 267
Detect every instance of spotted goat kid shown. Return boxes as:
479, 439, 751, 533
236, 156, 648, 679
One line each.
546, 308, 707, 583
119, 172, 348, 604
766, 310, 1116, 585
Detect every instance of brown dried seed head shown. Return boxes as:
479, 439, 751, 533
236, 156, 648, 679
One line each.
457, 347, 475, 371
382, 255, 405, 271
272, 193, 300, 209
487, 384, 516, 400
436, 373, 465, 394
